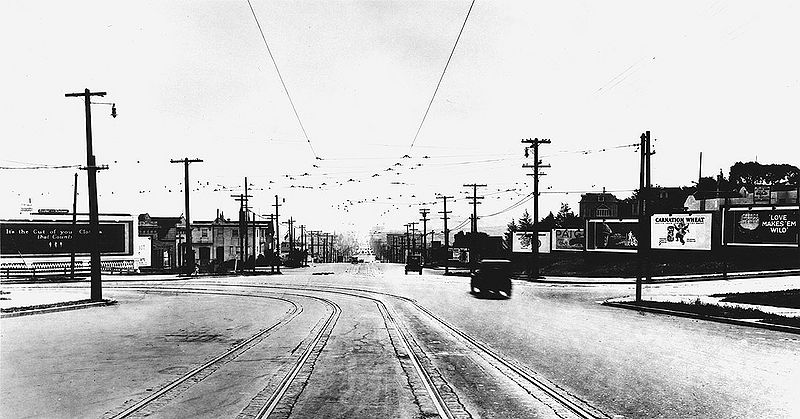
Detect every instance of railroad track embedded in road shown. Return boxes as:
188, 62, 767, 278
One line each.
104, 287, 340, 419
223, 282, 608, 419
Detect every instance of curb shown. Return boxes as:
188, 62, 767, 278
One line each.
525, 269, 800, 285
602, 300, 800, 335
1, 300, 117, 318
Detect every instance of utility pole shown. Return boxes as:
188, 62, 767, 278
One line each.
522, 138, 551, 279
66, 89, 110, 301
232, 192, 251, 272
409, 222, 419, 253
438, 195, 453, 275
419, 208, 430, 261
404, 223, 411, 261
463, 184, 486, 272
274, 195, 282, 273
70, 173, 78, 281
636, 131, 654, 302
170, 158, 203, 275
299, 225, 306, 266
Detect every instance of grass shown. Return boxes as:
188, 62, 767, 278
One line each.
711, 289, 800, 309
0, 299, 115, 313
628, 299, 800, 329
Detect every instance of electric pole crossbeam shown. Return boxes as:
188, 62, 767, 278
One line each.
521, 138, 551, 280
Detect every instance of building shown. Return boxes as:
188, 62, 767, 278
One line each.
191, 211, 274, 267
137, 214, 183, 271
684, 185, 799, 211
138, 211, 274, 272
579, 192, 620, 218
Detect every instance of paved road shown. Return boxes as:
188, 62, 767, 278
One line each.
1, 265, 798, 418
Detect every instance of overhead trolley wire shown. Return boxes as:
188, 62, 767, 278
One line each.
247, 0, 319, 160
409, 0, 476, 150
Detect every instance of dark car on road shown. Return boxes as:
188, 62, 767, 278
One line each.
404, 255, 423, 275
470, 259, 512, 297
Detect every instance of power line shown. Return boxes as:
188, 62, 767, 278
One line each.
409, 0, 476, 150
246, 0, 319, 160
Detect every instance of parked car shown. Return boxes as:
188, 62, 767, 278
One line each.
404, 255, 423, 275
470, 259, 512, 297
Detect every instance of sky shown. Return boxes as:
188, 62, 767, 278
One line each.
2, 1, 798, 242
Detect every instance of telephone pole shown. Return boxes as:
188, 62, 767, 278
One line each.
299, 225, 306, 266
272, 195, 282, 273
231, 190, 251, 272
463, 184, 486, 272
437, 195, 453, 275
66, 89, 110, 300
463, 184, 486, 234
170, 158, 203, 275
522, 138, 551, 279
636, 131, 654, 302
70, 173, 78, 281
408, 222, 419, 253
419, 208, 429, 261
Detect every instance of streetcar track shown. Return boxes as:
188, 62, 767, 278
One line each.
38, 280, 604, 418
203, 281, 606, 419
103, 285, 342, 419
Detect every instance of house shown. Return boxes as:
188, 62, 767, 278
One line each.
138, 213, 183, 271
579, 192, 620, 218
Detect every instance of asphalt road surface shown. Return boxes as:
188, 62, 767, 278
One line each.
2, 264, 798, 418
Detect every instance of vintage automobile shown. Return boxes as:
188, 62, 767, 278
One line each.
470, 259, 512, 297
404, 255, 423, 275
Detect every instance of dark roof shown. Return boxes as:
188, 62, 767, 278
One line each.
579, 193, 619, 203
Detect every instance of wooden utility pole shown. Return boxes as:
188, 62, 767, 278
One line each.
409, 222, 419, 253
419, 208, 430, 261
522, 138, 551, 279
66, 89, 109, 300
438, 195, 453, 275
636, 131, 654, 302
463, 184, 486, 234
70, 173, 78, 281
170, 158, 203, 275
274, 195, 282, 273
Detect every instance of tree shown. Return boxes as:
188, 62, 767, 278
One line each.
555, 203, 582, 228
539, 212, 556, 230
504, 219, 517, 249
518, 209, 534, 231
729, 161, 799, 186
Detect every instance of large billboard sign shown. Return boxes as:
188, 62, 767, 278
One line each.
553, 228, 584, 251
512, 231, 551, 253
650, 213, 713, 250
586, 219, 639, 252
1, 221, 132, 256
724, 206, 799, 247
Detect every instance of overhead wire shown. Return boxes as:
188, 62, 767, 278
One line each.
409, 0, 476, 150
246, 0, 319, 160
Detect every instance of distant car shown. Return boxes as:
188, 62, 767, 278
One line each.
404, 255, 423, 275
470, 259, 512, 297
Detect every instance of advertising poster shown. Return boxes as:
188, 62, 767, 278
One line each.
452, 248, 470, 263
512, 231, 551, 253
586, 219, 639, 252
135, 236, 152, 268
725, 207, 799, 247
1, 221, 131, 256
753, 185, 771, 204
650, 213, 712, 250
553, 228, 584, 251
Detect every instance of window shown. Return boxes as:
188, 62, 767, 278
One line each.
595, 207, 610, 217
597, 195, 604, 202
201, 228, 208, 238
232, 229, 238, 237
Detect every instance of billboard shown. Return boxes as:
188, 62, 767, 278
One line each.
135, 235, 152, 268
553, 228, 584, 251
586, 219, 639, 252
512, 231, 551, 253
650, 213, 712, 250
0, 221, 132, 256
724, 206, 799, 247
